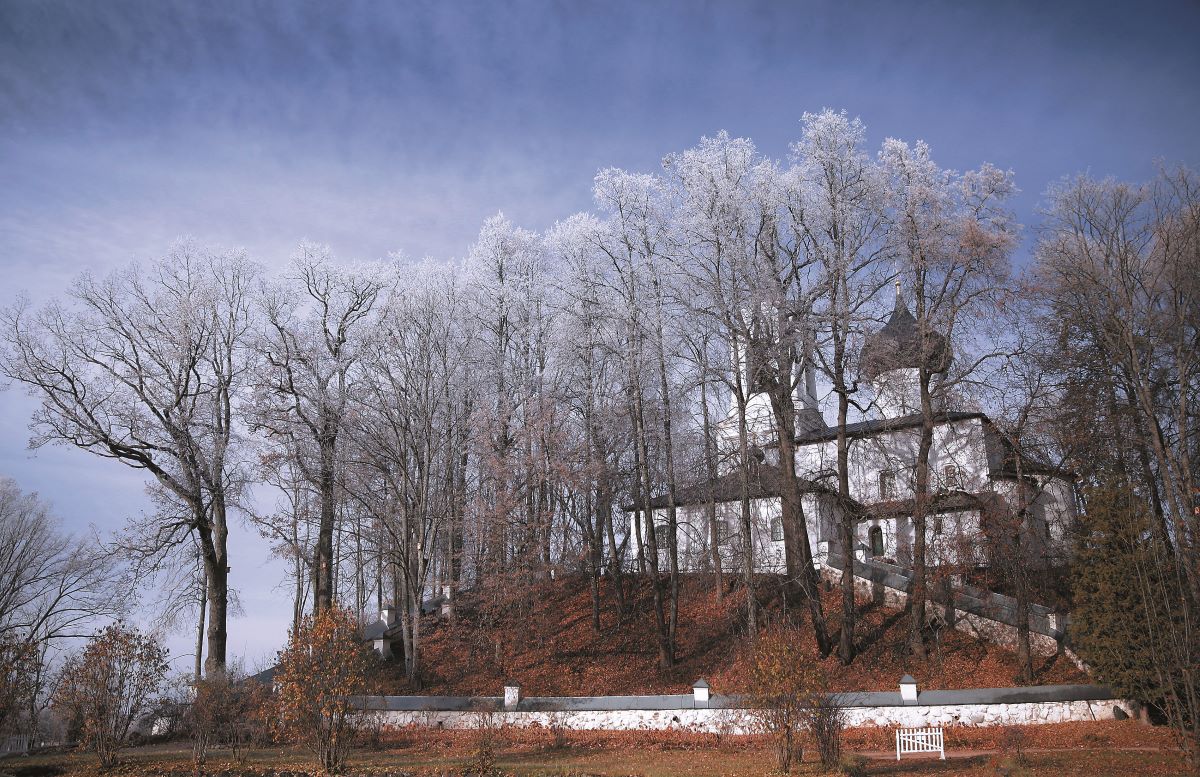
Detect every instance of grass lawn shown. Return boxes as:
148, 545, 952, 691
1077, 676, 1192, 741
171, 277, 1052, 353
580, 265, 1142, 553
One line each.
1, 744, 1187, 776
1, 721, 1187, 776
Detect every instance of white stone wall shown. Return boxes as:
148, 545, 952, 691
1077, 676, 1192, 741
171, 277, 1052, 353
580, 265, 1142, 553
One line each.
818, 564, 1060, 657
372, 698, 1132, 733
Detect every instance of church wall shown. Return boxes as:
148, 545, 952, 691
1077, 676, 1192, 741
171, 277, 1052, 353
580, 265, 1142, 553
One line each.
1038, 477, 1077, 554
790, 417, 991, 505
651, 497, 787, 575
652, 493, 836, 575
988, 478, 1075, 568
651, 417, 1073, 574
851, 509, 983, 568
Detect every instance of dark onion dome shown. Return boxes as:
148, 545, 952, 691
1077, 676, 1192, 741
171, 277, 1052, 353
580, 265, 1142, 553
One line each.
859, 295, 952, 382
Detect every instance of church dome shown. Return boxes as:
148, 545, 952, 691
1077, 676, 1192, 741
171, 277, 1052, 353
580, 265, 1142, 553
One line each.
859, 295, 952, 382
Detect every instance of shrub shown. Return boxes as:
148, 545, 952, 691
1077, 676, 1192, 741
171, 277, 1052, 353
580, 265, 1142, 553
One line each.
52, 624, 169, 767
998, 725, 1028, 766
274, 607, 378, 774
465, 710, 504, 776
188, 668, 274, 772
743, 625, 845, 773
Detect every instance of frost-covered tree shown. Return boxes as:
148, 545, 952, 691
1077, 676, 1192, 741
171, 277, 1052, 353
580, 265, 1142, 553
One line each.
879, 138, 1016, 658
251, 246, 392, 614
1, 242, 257, 674
788, 110, 890, 662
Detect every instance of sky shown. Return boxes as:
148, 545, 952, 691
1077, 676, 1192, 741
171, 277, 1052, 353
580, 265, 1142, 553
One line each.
1, 0, 1198, 671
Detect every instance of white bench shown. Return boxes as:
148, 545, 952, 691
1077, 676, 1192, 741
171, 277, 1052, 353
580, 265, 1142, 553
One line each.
896, 727, 945, 760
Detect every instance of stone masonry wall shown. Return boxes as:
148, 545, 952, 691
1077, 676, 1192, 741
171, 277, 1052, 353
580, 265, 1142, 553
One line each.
372, 698, 1131, 733
819, 564, 1061, 656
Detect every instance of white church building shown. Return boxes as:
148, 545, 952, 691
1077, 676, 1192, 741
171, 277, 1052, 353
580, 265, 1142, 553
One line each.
638, 295, 1078, 578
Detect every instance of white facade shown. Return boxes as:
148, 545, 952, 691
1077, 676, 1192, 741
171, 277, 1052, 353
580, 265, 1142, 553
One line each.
637, 301, 1077, 576
646, 412, 1075, 575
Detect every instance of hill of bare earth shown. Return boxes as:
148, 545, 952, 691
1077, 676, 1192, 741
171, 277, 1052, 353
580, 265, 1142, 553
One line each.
379, 573, 1088, 696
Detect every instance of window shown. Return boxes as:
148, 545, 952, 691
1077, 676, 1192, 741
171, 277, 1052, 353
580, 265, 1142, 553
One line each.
879, 470, 896, 500
868, 526, 885, 557
770, 516, 784, 542
943, 464, 962, 491
715, 519, 732, 545
932, 516, 944, 535
653, 524, 671, 549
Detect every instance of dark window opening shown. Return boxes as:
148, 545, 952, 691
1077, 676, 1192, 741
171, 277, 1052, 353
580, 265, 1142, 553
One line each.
770, 516, 784, 542
868, 526, 885, 557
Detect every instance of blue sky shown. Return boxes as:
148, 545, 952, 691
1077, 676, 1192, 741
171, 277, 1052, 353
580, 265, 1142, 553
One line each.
1, 0, 1198, 669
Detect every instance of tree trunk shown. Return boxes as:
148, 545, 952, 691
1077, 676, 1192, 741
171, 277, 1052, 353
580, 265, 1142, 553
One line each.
834, 383, 857, 664
194, 558, 207, 682
699, 377, 725, 597
734, 394, 758, 636
771, 375, 830, 656
633, 386, 674, 669
202, 530, 228, 676
909, 373, 934, 660
315, 426, 337, 613
654, 307, 681, 659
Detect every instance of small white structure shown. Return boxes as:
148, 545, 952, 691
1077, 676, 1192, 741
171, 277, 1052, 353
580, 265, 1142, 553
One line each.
692, 678, 711, 705
504, 685, 522, 710
365, 604, 398, 658
896, 727, 945, 760
900, 674, 918, 704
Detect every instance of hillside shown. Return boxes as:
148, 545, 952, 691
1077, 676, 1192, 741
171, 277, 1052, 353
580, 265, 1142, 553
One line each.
379, 573, 1088, 696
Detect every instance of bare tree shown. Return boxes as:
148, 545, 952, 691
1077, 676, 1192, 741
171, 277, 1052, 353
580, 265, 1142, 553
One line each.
343, 262, 471, 682
0, 478, 124, 736
594, 171, 681, 666
251, 245, 390, 614
548, 214, 630, 626
790, 110, 889, 663
1, 242, 257, 674
1035, 166, 1199, 764
663, 135, 773, 637
879, 140, 1016, 658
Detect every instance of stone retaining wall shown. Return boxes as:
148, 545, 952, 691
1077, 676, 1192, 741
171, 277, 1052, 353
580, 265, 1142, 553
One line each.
356, 685, 1132, 732
367, 698, 1128, 732
820, 559, 1062, 657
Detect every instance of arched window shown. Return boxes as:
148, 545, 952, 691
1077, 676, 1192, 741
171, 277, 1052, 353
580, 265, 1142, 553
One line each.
868, 526, 885, 557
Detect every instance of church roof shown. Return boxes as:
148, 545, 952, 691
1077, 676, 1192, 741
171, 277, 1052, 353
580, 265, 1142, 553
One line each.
794, 410, 985, 444
867, 491, 1002, 517
859, 294, 952, 382
629, 463, 833, 511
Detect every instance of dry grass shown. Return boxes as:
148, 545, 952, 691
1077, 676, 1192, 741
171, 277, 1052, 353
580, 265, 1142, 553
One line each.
384, 574, 1087, 698
1, 720, 1183, 777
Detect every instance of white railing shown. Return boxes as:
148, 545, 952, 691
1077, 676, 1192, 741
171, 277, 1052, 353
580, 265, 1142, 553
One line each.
896, 727, 945, 760
0, 734, 30, 755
